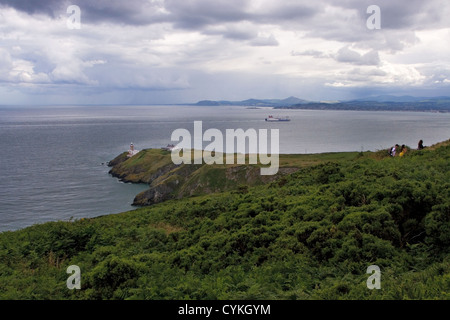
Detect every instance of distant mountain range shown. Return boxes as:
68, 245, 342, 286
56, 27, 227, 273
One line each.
192, 96, 450, 112
194, 96, 309, 107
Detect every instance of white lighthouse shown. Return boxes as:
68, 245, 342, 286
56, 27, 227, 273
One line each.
127, 142, 140, 158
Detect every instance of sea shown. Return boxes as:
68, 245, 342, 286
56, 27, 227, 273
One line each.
0, 105, 449, 232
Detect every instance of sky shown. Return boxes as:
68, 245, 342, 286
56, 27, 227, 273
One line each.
0, 0, 449, 105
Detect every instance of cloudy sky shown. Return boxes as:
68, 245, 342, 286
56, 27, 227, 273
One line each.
0, 0, 449, 105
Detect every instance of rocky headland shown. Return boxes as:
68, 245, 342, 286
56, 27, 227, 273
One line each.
108, 148, 299, 206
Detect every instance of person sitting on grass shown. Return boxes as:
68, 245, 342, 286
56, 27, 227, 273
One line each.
418, 140, 425, 150
390, 144, 399, 157
399, 145, 407, 157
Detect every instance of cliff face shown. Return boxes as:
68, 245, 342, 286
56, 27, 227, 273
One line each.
108, 149, 298, 206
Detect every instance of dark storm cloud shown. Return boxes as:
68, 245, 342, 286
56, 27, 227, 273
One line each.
164, 0, 251, 29
0, 0, 319, 29
336, 0, 450, 31
202, 24, 258, 41
0, 0, 63, 17
0, 0, 251, 27
0, 0, 167, 25
1, 0, 448, 30
163, 0, 321, 32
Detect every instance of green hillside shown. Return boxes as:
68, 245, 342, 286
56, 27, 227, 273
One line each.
0, 141, 449, 300
108, 148, 364, 206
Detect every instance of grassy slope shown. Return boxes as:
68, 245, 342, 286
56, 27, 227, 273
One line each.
108, 148, 364, 206
109, 149, 363, 184
0, 141, 449, 300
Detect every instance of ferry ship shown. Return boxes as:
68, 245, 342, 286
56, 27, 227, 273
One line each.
265, 115, 291, 122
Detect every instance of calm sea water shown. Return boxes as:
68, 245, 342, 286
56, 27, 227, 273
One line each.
0, 105, 449, 232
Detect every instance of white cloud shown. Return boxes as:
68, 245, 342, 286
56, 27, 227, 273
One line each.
0, 48, 50, 84
250, 34, 279, 47
335, 46, 380, 66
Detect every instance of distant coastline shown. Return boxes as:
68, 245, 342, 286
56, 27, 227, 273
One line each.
191, 95, 450, 113
274, 101, 450, 113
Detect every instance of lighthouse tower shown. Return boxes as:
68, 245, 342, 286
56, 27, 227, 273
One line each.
127, 142, 139, 157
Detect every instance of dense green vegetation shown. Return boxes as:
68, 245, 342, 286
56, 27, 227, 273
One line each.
0, 141, 449, 300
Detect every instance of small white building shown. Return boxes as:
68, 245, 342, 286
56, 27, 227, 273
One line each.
127, 143, 140, 157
